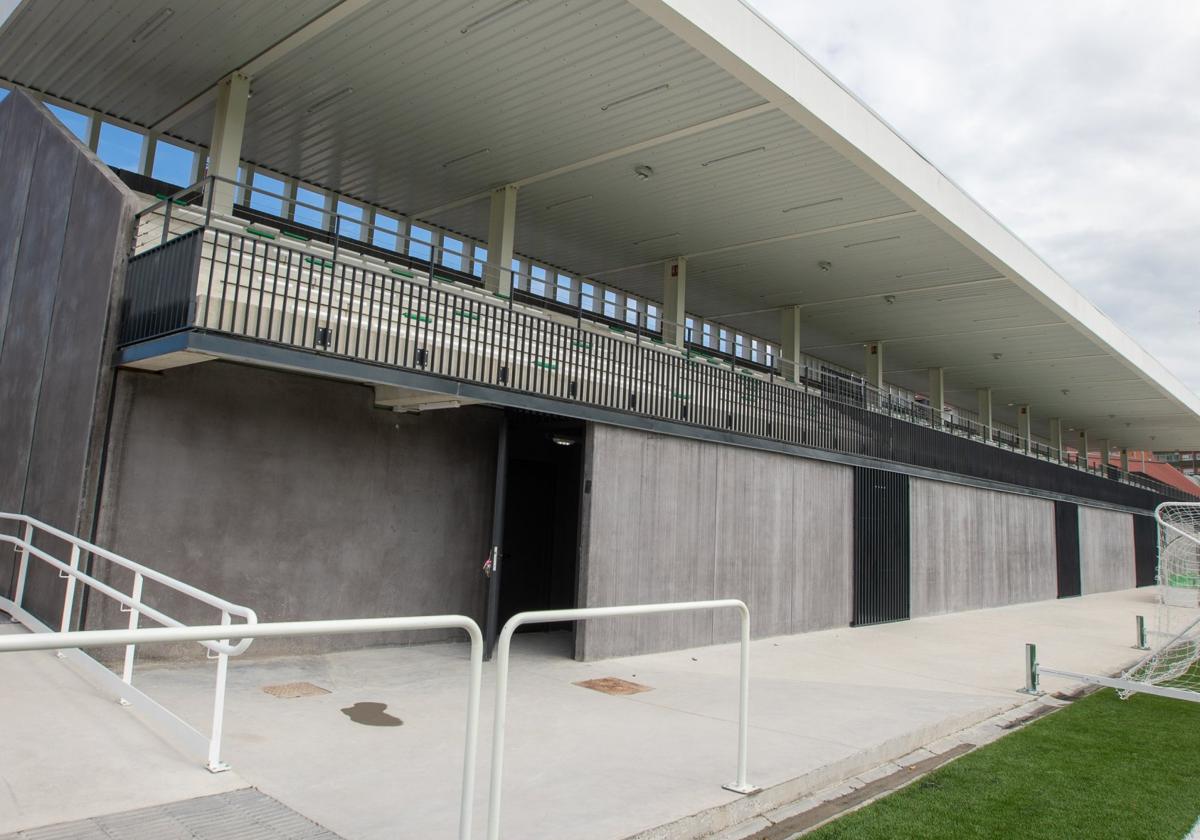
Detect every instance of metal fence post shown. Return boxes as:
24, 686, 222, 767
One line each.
120, 572, 144, 698
11, 521, 34, 615
1135, 615, 1149, 650
1020, 642, 1041, 695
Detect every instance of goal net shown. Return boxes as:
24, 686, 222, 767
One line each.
1120, 503, 1200, 698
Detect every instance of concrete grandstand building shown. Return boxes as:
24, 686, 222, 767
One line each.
2, 0, 1199, 664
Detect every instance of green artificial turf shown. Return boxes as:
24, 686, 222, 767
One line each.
806, 688, 1200, 840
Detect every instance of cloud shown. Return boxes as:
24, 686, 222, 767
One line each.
749, 0, 1200, 394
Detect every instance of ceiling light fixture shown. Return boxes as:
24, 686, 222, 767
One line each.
441, 147, 491, 168
701, 146, 766, 167
600, 83, 670, 112
843, 235, 901, 249
633, 164, 654, 181
633, 232, 680, 246
782, 197, 843, 213
305, 87, 354, 115
818, 260, 832, 272
131, 8, 174, 43
460, 0, 531, 34
883, 294, 896, 304
545, 194, 593, 210
550, 434, 577, 447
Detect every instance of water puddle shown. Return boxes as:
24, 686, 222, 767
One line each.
340, 701, 404, 726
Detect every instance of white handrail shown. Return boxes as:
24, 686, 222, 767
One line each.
485, 599, 755, 840
1, 512, 256, 631
0, 615, 484, 840
1, 511, 258, 771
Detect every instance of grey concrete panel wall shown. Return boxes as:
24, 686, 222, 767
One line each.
1079, 506, 1136, 594
89, 362, 500, 658
0, 92, 136, 622
910, 479, 1057, 618
577, 423, 852, 659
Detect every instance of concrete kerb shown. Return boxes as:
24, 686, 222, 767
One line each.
626, 697, 1035, 840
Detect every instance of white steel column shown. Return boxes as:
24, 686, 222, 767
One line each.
485, 184, 519, 296
1078, 429, 1089, 469
1017, 405, 1032, 453
865, 341, 884, 389
1120, 447, 1130, 475
1100, 439, 1112, 472
207, 72, 250, 215
779, 306, 802, 383
978, 387, 993, 441
1049, 418, 1063, 461
928, 367, 945, 427
662, 257, 687, 347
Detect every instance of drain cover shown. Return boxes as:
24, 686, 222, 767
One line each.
574, 677, 652, 696
262, 681, 331, 699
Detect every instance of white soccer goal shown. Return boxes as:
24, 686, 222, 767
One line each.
1118, 502, 1200, 698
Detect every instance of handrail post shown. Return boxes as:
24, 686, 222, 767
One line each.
723, 602, 755, 794
207, 611, 232, 773
11, 520, 34, 614
59, 544, 81, 635
120, 571, 144, 697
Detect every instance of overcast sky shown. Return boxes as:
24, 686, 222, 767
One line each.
750, 0, 1200, 395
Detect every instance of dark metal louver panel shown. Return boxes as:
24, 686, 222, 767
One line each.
852, 467, 910, 626
1133, 514, 1158, 587
1054, 501, 1081, 597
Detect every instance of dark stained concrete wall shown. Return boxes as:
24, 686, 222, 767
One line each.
89, 361, 501, 658
0, 91, 136, 622
577, 423, 853, 659
909, 479, 1057, 617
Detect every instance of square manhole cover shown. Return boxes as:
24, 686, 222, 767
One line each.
574, 677, 652, 696
262, 681, 331, 699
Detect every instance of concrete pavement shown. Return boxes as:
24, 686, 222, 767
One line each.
1, 588, 1181, 839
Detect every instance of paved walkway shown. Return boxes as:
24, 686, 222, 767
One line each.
0, 589, 1181, 839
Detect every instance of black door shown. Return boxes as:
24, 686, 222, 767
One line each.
493, 412, 584, 640
852, 467, 910, 626
1055, 501, 1082, 597
1133, 514, 1158, 587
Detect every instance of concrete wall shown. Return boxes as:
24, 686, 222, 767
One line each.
0, 91, 136, 622
577, 423, 852, 659
909, 479, 1057, 618
89, 361, 501, 658
1079, 506, 1136, 594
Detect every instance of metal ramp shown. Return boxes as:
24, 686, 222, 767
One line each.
0, 789, 341, 840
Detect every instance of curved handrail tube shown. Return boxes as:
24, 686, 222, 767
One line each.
485, 599, 753, 840
0, 615, 484, 840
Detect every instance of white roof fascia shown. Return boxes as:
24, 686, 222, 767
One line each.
629, 0, 1200, 421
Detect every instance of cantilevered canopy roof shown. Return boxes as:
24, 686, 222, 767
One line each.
3, 0, 1197, 447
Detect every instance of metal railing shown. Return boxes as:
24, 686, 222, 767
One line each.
121, 177, 1192, 508
0, 615, 484, 840
485, 600, 754, 840
0, 512, 257, 771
